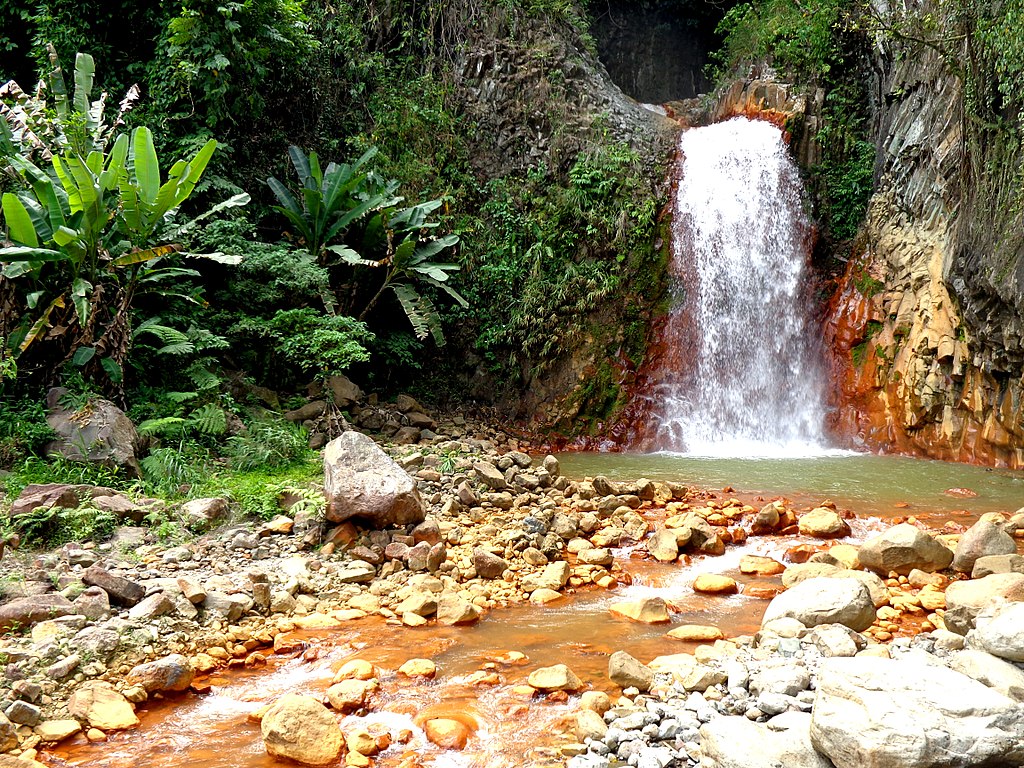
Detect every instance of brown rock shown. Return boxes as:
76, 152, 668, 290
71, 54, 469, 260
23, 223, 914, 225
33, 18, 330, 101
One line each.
82, 565, 145, 607
693, 574, 738, 594
424, 718, 470, 749
261, 694, 344, 765
67, 682, 139, 731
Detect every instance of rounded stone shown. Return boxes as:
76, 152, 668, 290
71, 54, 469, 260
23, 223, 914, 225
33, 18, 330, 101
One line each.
261, 694, 343, 765
693, 574, 739, 594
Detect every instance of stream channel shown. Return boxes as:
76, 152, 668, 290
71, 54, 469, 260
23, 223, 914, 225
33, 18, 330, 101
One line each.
42, 452, 1024, 768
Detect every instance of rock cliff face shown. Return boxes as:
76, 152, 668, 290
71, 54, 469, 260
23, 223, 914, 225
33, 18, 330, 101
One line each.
826, 41, 1024, 466
447, 10, 680, 429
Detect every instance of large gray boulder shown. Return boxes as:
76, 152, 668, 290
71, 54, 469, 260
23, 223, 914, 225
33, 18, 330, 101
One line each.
857, 523, 953, 576
810, 656, 1024, 768
700, 714, 834, 768
761, 577, 876, 631
944, 573, 1024, 635
952, 516, 1017, 574
45, 389, 142, 476
949, 649, 1024, 702
323, 431, 425, 527
967, 602, 1024, 662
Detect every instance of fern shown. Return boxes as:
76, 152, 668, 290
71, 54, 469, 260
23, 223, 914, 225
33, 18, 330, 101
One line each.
186, 361, 222, 391
226, 419, 310, 470
134, 318, 196, 356
188, 403, 227, 436
137, 416, 187, 438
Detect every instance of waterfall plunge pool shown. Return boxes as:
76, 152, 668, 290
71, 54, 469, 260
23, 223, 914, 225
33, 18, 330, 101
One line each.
558, 451, 1024, 524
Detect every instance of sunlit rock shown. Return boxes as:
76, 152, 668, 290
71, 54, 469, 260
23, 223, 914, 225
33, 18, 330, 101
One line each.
261, 694, 343, 765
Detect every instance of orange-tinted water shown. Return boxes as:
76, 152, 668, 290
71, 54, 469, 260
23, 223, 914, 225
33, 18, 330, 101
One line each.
42, 452, 1023, 768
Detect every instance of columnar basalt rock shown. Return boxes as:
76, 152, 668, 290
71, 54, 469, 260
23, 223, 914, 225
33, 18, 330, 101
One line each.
824, 37, 1024, 467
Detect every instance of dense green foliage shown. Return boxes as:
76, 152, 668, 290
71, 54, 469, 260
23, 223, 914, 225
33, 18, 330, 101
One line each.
714, 0, 875, 242
0, 0, 669, 526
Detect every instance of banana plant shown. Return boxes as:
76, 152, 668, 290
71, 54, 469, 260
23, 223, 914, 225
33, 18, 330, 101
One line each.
345, 199, 466, 346
267, 145, 400, 266
0, 125, 246, 383
0, 46, 139, 165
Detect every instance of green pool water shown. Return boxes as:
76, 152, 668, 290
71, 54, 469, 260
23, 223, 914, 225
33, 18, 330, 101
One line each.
557, 451, 1024, 520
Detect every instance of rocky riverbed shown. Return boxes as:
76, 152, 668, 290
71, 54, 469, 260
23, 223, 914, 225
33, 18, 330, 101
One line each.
0, 421, 1022, 768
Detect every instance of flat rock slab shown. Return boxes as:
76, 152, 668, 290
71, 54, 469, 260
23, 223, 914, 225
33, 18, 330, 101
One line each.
810, 656, 1024, 768
82, 565, 145, 607
0, 594, 75, 633
702, 713, 835, 768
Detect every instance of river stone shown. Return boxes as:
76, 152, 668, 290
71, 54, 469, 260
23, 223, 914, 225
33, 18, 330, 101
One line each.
528, 664, 583, 691
740, 555, 786, 575
323, 431, 425, 527
943, 573, 1024, 635
69, 587, 109, 622
398, 659, 436, 678
647, 529, 679, 562
608, 651, 654, 691
693, 574, 738, 594
472, 461, 506, 490
857, 523, 953, 575
67, 681, 139, 730
827, 569, 889, 608
0, 713, 15, 752
952, 516, 1017, 574
34, 719, 81, 743
967, 601, 1024, 661
181, 497, 228, 529
126, 654, 195, 693
666, 624, 725, 642
752, 502, 782, 534
575, 709, 608, 741
326, 679, 377, 711
762, 577, 875, 631
529, 588, 563, 605
798, 507, 851, 538
950, 649, 1024, 702
0, 594, 75, 632
972, 554, 1024, 578
82, 565, 145, 607
810, 656, 1024, 768
609, 597, 671, 623
782, 562, 841, 588
472, 548, 507, 579
701, 714, 835, 768
261, 694, 343, 765
424, 718, 470, 749
521, 561, 570, 592
578, 547, 614, 566
435, 595, 481, 626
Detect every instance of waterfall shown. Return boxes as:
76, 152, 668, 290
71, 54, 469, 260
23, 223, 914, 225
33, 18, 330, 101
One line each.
649, 117, 829, 457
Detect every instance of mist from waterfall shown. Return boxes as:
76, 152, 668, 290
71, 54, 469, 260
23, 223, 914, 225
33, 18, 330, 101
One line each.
650, 117, 831, 458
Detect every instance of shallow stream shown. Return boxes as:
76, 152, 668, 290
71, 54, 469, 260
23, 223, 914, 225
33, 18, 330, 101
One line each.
42, 451, 1024, 768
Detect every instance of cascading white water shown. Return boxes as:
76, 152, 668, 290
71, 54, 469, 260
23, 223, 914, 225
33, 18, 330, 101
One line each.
652, 117, 829, 457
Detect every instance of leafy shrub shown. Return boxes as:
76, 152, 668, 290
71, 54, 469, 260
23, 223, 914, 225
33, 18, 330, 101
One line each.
241, 309, 373, 382
12, 501, 117, 547
0, 400, 55, 468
